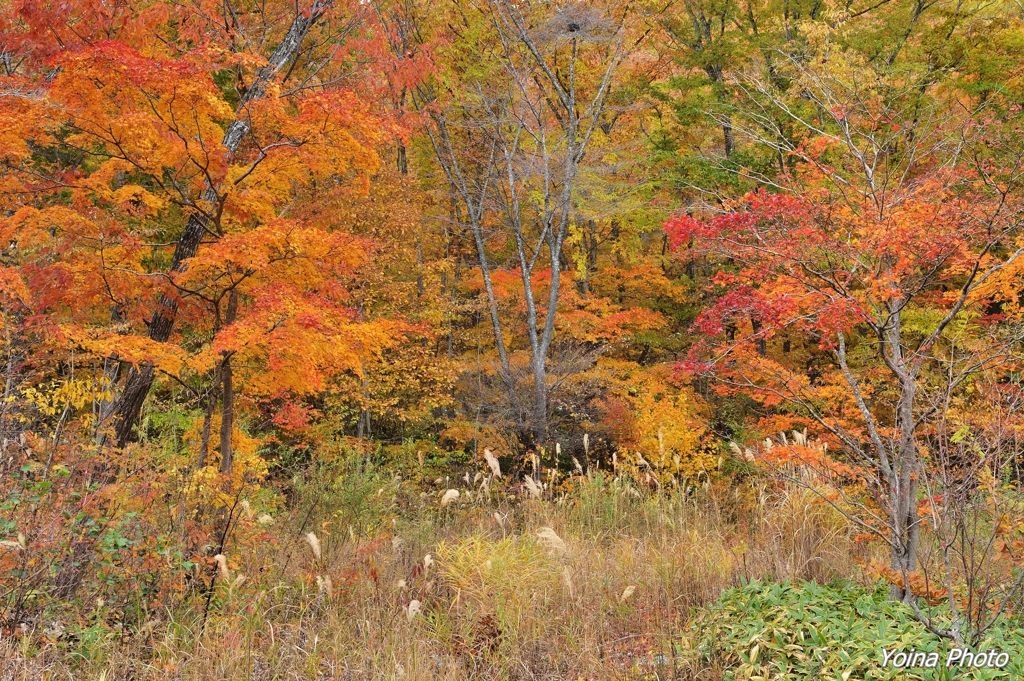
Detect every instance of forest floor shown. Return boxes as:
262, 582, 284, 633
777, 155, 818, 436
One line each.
0, 457, 868, 680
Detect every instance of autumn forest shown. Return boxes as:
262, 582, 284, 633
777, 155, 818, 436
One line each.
3, 0, 1024, 678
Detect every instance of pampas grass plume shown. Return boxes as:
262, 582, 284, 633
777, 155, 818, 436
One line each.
536, 526, 566, 553
214, 553, 230, 581
484, 448, 501, 478
304, 532, 322, 561
524, 475, 542, 499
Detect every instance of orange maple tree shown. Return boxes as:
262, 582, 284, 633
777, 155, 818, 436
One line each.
0, 0, 422, 476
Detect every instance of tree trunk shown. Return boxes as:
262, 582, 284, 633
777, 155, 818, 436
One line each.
93, 306, 126, 441
107, 2, 332, 448
891, 378, 921, 602
219, 356, 234, 474
197, 372, 217, 469
356, 372, 371, 439
219, 291, 239, 475
398, 144, 408, 174
580, 219, 598, 294
532, 356, 548, 446
704, 64, 733, 158
885, 303, 921, 602
751, 318, 766, 356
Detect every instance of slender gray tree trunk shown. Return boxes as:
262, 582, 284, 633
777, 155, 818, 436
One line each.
883, 302, 921, 602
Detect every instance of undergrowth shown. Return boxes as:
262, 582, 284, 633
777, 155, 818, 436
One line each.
1, 452, 878, 680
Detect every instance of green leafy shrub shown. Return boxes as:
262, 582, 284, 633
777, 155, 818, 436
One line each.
679, 580, 1024, 680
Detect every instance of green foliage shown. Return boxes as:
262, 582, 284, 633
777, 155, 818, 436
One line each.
681, 580, 1024, 680
291, 451, 401, 538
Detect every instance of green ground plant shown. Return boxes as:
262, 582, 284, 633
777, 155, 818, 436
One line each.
681, 580, 1024, 680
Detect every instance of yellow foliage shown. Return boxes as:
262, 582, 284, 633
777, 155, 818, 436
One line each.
20, 378, 112, 418
182, 412, 268, 506
599, 362, 712, 480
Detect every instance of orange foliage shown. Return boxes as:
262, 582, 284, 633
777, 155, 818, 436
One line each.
0, 0, 421, 461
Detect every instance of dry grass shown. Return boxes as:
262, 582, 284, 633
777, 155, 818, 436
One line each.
0, 467, 870, 680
